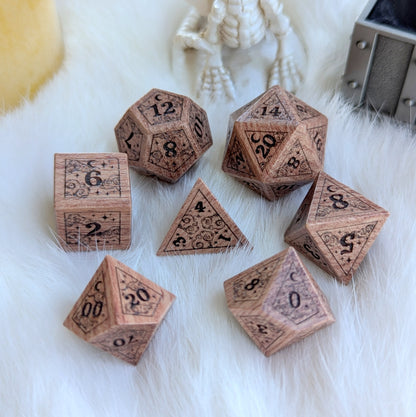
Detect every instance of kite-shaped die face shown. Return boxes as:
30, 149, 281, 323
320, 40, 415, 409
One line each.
63, 256, 175, 365
157, 178, 251, 256
224, 247, 334, 356
284, 172, 390, 284
222, 86, 328, 200
115, 88, 213, 183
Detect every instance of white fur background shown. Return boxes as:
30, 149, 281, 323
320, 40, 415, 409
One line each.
1, 0, 416, 416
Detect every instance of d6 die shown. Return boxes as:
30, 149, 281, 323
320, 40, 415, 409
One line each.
222, 85, 328, 200
284, 172, 389, 284
63, 255, 176, 365
115, 88, 212, 183
224, 247, 334, 356
54, 153, 131, 251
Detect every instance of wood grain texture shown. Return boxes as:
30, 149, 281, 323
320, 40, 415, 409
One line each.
222, 85, 327, 200
284, 172, 390, 284
224, 247, 334, 356
63, 255, 176, 365
115, 88, 213, 183
54, 153, 131, 251
157, 178, 251, 256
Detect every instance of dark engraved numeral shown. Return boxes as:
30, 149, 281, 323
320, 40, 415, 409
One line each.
218, 234, 231, 242
173, 236, 186, 247
151, 101, 175, 117
81, 301, 103, 318
289, 291, 301, 308
124, 132, 134, 149
287, 156, 300, 169
85, 222, 102, 237
274, 184, 297, 192
236, 152, 245, 165
329, 193, 349, 210
313, 131, 322, 151
257, 324, 268, 334
163, 141, 177, 157
261, 106, 281, 117
125, 288, 151, 309
85, 170, 102, 187
194, 116, 204, 138
304, 243, 320, 259
244, 278, 260, 291
340, 232, 355, 255
251, 133, 277, 159
113, 335, 135, 347
195, 201, 206, 212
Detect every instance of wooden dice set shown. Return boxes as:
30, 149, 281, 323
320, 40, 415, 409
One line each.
56, 86, 389, 363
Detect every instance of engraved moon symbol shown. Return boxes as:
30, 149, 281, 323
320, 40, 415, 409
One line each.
94, 280, 103, 291
155, 94, 162, 102
327, 185, 337, 193
290, 272, 297, 281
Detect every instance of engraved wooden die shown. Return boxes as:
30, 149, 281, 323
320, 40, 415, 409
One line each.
284, 172, 390, 284
224, 247, 335, 357
54, 153, 131, 251
222, 85, 328, 200
63, 255, 176, 365
115, 88, 213, 183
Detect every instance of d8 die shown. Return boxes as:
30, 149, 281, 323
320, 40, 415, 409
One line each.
63, 255, 176, 365
54, 153, 131, 251
222, 85, 328, 200
115, 88, 213, 183
224, 247, 334, 356
284, 172, 390, 284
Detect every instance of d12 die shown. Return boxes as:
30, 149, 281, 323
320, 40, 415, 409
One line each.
284, 172, 390, 284
63, 255, 176, 365
222, 85, 328, 200
224, 247, 334, 356
54, 153, 131, 251
115, 88, 213, 183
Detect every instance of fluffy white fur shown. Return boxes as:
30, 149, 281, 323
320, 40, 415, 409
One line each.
1, 0, 416, 416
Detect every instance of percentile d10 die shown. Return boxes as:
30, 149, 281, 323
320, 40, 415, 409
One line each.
63, 255, 176, 365
54, 152, 132, 251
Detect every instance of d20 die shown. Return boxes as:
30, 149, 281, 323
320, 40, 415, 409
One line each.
115, 88, 213, 183
224, 247, 334, 356
222, 85, 328, 200
63, 255, 176, 365
54, 153, 131, 251
284, 172, 390, 284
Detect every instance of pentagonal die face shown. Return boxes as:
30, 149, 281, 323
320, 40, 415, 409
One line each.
222, 86, 328, 200
115, 89, 212, 183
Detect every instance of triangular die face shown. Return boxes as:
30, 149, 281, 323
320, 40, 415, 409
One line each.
188, 103, 212, 151
92, 326, 154, 365
115, 114, 143, 163
243, 128, 288, 172
115, 266, 163, 317
223, 132, 256, 178
312, 174, 384, 224
157, 179, 250, 255
316, 221, 379, 276
239, 315, 284, 351
286, 92, 320, 121
249, 89, 295, 123
69, 268, 109, 335
272, 138, 313, 179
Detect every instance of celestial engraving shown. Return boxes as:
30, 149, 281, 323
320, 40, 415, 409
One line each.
188, 103, 212, 151
148, 129, 195, 173
64, 157, 121, 199
307, 125, 326, 163
115, 115, 143, 162
72, 271, 108, 334
315, 177, 375, 220
238, 179, 268, 196
64, 212, 121, 247
286, 92, 320, 121
271, 261, 319, 324
226, 134, 255, 178
232, 256, 284, 302
274, 139, 312, 178
250, 93, 292, 122
270, 183, 301, 198
245, 130, 287, 171
115, 267, 163, 316
239, 315, 284, 350
317, 222, 377, 275
137, 90, 184, 126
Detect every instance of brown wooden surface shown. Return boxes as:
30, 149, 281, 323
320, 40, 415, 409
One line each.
222, 85, 328, 200
157, 178, 251, 256
115, 88, 213, 183
54, 153, 131, 251
63, 255, 176, 365
284, 172, 390, 284
224, 247, 335, 356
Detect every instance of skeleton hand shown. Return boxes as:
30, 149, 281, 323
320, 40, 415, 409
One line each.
268, 52, 302, 93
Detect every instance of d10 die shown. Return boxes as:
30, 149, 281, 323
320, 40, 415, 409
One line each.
224, 247, 334, 356
63, 255, 176, 365
54, 153, 131, 251
222, 85, 328, 200
115, 88, 213, 183
284, 172, 390, 284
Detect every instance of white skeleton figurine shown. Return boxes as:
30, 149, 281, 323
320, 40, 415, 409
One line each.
174, 0, 303, 100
